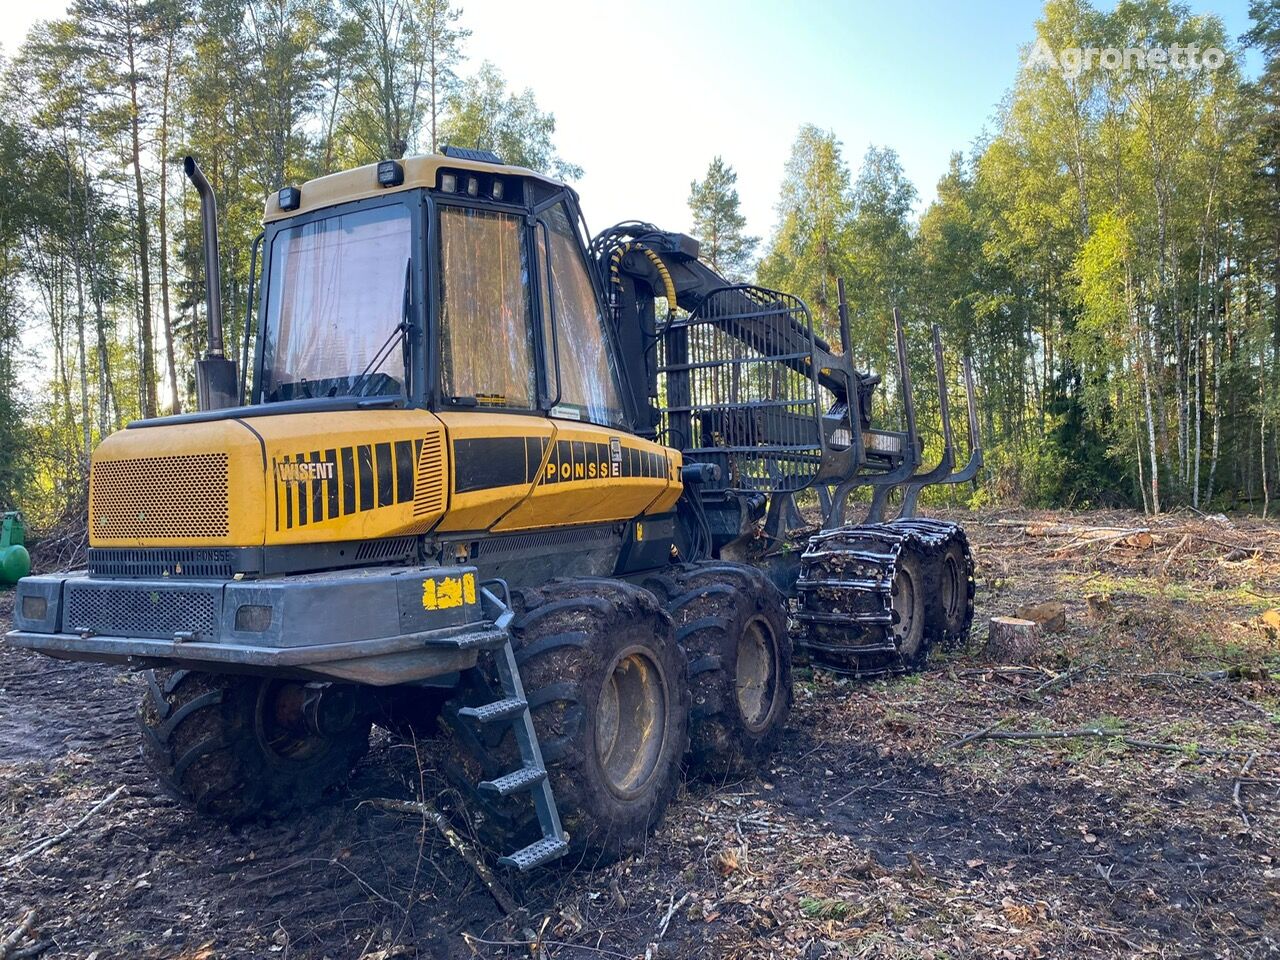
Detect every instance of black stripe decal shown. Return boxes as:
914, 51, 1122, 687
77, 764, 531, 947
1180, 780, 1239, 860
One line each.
309, 451, 323, 524
358, 445, 374, 511
283, 455, 294, 529
395, 440, 415, 503
325, 449, 339, 519
296, 452, 309, 526
454, 437, 532, 493
341, 447, 356, 515
375, 442, 394, 507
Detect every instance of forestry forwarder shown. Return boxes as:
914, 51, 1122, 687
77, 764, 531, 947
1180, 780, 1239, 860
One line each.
6, 150, 981, 870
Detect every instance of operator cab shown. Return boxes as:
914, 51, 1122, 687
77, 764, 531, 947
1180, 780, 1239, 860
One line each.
254, 148, 633, 433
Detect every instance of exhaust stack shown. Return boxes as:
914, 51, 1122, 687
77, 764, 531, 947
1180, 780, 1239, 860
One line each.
183, 155, 238, 410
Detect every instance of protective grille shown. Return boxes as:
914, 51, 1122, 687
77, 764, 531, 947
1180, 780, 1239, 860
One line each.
91, 454, 230, 540
63, 583, 221, 639
658, 285, 824, 493
355, 537, 416, 562
414, 430, 446, 517
88, 547, 236, 579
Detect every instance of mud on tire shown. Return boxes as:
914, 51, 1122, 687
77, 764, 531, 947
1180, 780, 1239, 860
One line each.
139, 670, 371, 823
646, 563, 792, 776
441, 578, 689, 866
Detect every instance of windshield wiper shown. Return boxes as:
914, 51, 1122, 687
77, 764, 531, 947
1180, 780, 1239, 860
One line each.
345, 258, 414, 398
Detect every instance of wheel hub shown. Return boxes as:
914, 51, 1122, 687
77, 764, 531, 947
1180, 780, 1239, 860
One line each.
893, 564, 920, 656
595, 648, 668, 798
736, 615, 780, 733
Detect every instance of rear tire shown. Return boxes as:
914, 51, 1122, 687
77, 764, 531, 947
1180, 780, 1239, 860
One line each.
892, 550, 929, 670
442, 579, 689, 866
646, 563, 792, 776
138, 670, 371, 823
936, 535, 976, 650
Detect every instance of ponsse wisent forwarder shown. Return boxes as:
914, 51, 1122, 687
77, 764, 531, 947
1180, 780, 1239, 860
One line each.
7, 149, 981, 869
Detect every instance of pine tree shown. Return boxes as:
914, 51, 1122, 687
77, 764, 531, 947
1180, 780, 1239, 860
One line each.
758, 125, 854, 339
688, 156, 757, 282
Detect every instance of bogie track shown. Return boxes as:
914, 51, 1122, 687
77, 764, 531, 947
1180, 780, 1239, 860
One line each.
795, 520, 974, 677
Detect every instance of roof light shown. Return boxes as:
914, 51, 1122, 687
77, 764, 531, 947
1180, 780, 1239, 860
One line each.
466, 177, 479, 197
278, 186, 301, 211
377, 160, 405, 187
491, 180, 504, 201
440, 173, 457, 193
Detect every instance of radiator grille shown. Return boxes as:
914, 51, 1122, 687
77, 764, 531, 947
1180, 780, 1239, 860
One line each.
355, 537, 416, 562
88, 547, 236, 579
64, 583, 221, 639
91, 454, 230, 540
414, 430, 446, 517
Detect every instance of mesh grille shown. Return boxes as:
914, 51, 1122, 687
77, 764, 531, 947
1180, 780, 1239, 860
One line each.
355, 537, 416, 562
414, 430, 446, 516
64, 583, 221, 639
657, 285, 825, 494
92, 454, 230, 540
88, 548, 236, 579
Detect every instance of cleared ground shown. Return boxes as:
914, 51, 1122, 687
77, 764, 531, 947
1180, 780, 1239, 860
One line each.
1, 509, 1277, 959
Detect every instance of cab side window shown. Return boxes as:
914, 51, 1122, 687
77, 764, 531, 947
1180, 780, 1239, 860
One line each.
538, 203, 626, 426
439, 206, 536, 407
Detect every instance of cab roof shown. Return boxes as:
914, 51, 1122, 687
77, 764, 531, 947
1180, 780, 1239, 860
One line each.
262, 153, 568, 222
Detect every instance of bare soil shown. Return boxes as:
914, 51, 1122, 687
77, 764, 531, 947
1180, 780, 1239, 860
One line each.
1, 509, 1278, 959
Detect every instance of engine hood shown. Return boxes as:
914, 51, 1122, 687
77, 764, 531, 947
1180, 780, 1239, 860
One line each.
89, 409, 449, 548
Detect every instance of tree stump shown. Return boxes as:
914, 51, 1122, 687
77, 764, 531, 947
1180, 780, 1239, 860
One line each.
986, 617, 1042, 663
1015, 601, 1068, 633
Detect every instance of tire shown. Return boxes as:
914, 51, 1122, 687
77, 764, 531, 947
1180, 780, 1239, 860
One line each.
139, 670, 371, 823
646, 563, 792, 776
441, 578, 689, 866
892, 549, 929, 670
936, 535, 976, 650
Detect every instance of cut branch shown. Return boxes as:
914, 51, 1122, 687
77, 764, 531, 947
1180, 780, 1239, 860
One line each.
367, 797, 518, 915
4, 786, 125, 869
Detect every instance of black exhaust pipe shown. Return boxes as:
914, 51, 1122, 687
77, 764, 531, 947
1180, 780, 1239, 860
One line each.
183, 156, 238, 409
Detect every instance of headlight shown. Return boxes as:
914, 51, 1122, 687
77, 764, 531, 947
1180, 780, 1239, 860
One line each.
234, 604, 273, 632
20, 595, 47, 621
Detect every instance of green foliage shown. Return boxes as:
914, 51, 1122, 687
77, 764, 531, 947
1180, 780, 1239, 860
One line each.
758, 125, 854, 341
439, 61, 581, 179
688, 156, 758, 282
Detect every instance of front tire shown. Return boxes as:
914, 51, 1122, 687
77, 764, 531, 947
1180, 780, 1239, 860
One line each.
442, 579, 689, 865
139, 670, 371, 822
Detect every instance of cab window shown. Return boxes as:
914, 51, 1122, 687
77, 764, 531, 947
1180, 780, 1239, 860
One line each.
538, 203, 626, 426
438, 206, 536, 407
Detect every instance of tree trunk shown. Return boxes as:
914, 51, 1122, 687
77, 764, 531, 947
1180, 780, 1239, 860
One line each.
157, 27, 181, 414
126, 7, 157, 419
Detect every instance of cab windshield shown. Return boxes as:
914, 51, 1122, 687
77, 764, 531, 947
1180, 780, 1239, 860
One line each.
259, 203, 412, 402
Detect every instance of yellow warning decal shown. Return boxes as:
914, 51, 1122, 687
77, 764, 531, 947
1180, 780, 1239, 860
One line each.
422, 572, 477, 611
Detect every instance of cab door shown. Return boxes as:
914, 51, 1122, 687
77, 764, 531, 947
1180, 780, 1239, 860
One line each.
494, 201, 680, 532
431, 202, 555, 533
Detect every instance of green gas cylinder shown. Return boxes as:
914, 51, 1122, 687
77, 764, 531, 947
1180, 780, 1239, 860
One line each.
0, 511, 31, 584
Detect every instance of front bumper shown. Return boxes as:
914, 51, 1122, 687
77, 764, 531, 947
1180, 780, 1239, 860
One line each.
5, 565, 505, 686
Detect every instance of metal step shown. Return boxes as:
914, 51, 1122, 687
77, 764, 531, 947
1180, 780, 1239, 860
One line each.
458, 697, 528, 724
794, 609, 893, 626
803, 637, 899, 656
795, 576, 891, 592
479, 765, 548, 797
499, 836, 571, 872
801, 548, 897, 564
420, 627, 510, 651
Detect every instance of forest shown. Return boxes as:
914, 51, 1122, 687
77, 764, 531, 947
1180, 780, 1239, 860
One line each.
0, 0, 1276, 527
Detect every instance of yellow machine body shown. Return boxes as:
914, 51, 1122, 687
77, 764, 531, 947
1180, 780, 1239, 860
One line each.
88, 410, 682, 549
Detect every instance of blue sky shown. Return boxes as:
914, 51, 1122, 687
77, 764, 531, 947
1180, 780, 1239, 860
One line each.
454, 0, 1256, 241
1, 0, 1258, 243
